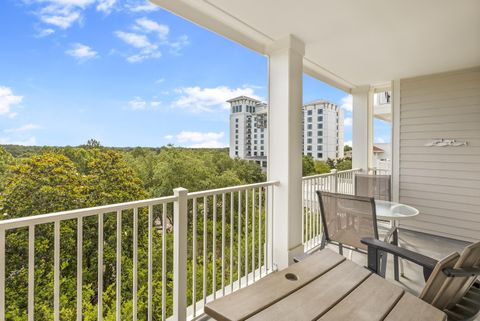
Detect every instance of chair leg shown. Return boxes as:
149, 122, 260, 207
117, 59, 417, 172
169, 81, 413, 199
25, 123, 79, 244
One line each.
393, 229, 399, 281
338, 243, 344, 255
380, 251, 387, 278
320, 233, 326, 249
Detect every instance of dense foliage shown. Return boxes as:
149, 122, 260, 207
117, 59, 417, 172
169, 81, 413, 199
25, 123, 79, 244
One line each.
0, 144, 266, 319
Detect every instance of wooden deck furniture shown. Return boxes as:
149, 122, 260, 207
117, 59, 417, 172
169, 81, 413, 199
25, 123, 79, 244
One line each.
204, 249, 446, 321
362, 238, 480, 321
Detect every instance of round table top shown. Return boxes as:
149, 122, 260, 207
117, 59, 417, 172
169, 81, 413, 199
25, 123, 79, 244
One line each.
375, 200, 419, 220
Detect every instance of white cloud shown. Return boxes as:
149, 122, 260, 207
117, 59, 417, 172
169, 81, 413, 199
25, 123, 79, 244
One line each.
135, 17, 169, 40
344, 117, 352, 126
172, 86, 263, 113
341, 95, 352, 112
4, 124, 42, 133
128, 97, 147, 110
0, 136, 37, 146
344, 140, 352, 147
96, 0, 116, 13
125, 1, 159, 12
174, 131, 226, 148
115, 17, 188, 63
0, 86, 23, 117
375, 137, 386, 143
154, 78, 165, 84
164, 134, 173, 140
36, 28, 55, 37
65, 43, 98, 61
151, 100, 161, 107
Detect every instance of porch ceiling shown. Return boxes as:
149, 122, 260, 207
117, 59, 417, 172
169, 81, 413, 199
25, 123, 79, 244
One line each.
150, 0, 480, 91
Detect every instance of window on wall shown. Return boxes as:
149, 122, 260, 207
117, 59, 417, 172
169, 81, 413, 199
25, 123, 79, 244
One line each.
307, 117, 312, 123
318, 145, 322, 151
318, 109, 323, 114
318, 153, 323, 158
307, 124, 312, 130
307, 145, 312, 151
318, 124, 323, 129
318, 116, 323, 122
317, 138, 323, 143
307, 131, 312, 137
307, 138, 312, 144
307, 110, 312, 116
318, 131, 323, 136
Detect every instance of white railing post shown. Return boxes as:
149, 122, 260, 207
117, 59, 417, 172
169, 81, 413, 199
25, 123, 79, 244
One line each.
330, 169, 338, 193
173, 188, 188, 321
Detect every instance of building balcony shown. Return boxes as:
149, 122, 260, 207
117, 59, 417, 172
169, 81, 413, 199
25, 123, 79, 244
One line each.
0, 170, 473, 320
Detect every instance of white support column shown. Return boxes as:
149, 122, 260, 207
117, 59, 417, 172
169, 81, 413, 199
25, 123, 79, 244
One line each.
352, 86, 374, 172
267, 35, 304, 270
173, 188, 188, 321
391, 80, 401, 202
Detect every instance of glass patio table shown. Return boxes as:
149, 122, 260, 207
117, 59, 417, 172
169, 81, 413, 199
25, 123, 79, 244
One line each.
375, 200, 420, 280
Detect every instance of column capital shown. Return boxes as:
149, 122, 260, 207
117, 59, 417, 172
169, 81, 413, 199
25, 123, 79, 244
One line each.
351, 85, 373, 95
266, 34, 305, 56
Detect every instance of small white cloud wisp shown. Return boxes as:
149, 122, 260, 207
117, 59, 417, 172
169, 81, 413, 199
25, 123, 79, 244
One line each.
0, 86, 23, 117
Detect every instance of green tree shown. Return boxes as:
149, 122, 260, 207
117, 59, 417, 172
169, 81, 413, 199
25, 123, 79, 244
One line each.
302, 155, 316, 176
344, 145, 352, 152
336, 159, 352, 171
314, 160, 331, 174
0, 147, 14, 191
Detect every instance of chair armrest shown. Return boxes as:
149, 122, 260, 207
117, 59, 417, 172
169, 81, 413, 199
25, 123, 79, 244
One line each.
361, 237, 438, 277
443, 267, 480, 277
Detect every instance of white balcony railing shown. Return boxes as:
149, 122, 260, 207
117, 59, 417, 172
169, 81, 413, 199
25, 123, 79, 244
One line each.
0, 169, 362, 320
302, 169, 362, 251
0, 181, 279, 321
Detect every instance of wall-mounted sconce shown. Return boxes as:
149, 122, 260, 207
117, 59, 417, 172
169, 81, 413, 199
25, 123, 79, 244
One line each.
425, 139, 468, 147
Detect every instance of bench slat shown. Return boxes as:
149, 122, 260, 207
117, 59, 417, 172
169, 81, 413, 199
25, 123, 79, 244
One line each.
246, 259, 371, 321
384, 292, 447, 321
204, 249, 345, 321
318, 274, 404, 321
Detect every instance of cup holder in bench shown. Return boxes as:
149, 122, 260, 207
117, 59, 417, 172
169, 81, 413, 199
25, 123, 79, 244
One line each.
285, 273, 298, 281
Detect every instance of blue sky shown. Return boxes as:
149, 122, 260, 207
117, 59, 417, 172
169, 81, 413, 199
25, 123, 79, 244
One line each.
0, 0, 390, 148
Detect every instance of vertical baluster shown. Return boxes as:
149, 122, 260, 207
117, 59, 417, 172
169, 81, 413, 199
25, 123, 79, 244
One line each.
229, 192, 234, 293
192, 198, 197, 316
237, 191, 241, 288
98, 214, 104, 321
258, 187, 262, 278
116, 211, 122, 321
203, 196, 207, 304
212, 194, 217, 300
270, 186, 275, 271
221, 193, 226, 296
162, 203, 167, 321
309, 179, 313, 248
132, 208, 138, 321
0, 229, 4, 321
28, 225, 35, 321
301, 180, 305, 244
54, 221, 60, 321
251, 188, 255, 282
147, 206, 153, 321
264, 186, 268, 273
77, 218, 83, 321
244, 189, 249, 286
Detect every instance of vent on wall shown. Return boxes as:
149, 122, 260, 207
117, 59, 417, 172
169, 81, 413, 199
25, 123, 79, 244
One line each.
425, 139, 468, 147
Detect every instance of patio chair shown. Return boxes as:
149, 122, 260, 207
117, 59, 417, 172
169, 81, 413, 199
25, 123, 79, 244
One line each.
361, 237, 480, 321
355, 173, 391, 201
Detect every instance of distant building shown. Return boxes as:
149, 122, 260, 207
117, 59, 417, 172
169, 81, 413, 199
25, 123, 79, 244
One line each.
229, 96, 344, 168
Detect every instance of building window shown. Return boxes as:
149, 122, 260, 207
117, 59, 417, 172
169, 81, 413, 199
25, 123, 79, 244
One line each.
254, 146, 257, 150
318, 131, 323, 136
261, 134, 264, 138
254, 140, 257, 144
307, 131, 312, 137
239, 106, 242, 112
235, 146, 238, 150
235, 135, 238, 139
307, 152, 312, 156
318, 116, 323, 122
235, 129, 238, 134
260, 146, 264, 150
235, 152, 238, 156
260, 152, 264, 156
318, 109, 323, 114
318, 124, 323, 129
254, 152, 257, 156
307, 110, 312, 116
307, 138, 312, 144
307, 124, 312, 130
235, 118, 238, 122
318, 145, 322, 151
235, 124, 238, 128
254, 134, 257, 138
254, 129, 257, 133
235, 140, 238, 144
260, 140, 264, 144
317, 153, 323, 158
317, 138, 323, 144
262, 161, 267, 167
307, 145, 312, 151
307, 117, 312, 123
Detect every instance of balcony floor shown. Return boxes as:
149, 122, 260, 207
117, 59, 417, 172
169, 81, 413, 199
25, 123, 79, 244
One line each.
200, 229, 478, 321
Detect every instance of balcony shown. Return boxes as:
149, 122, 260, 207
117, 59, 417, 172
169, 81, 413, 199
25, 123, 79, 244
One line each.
2, 0, 479, 320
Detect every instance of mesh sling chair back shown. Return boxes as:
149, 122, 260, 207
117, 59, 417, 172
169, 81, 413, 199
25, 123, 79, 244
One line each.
355, 174, 392, 201
317, 191, 378, 253
361, 238, 480, 321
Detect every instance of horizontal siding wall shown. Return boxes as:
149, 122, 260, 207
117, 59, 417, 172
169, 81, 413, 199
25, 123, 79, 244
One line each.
399, 67, 480, 242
